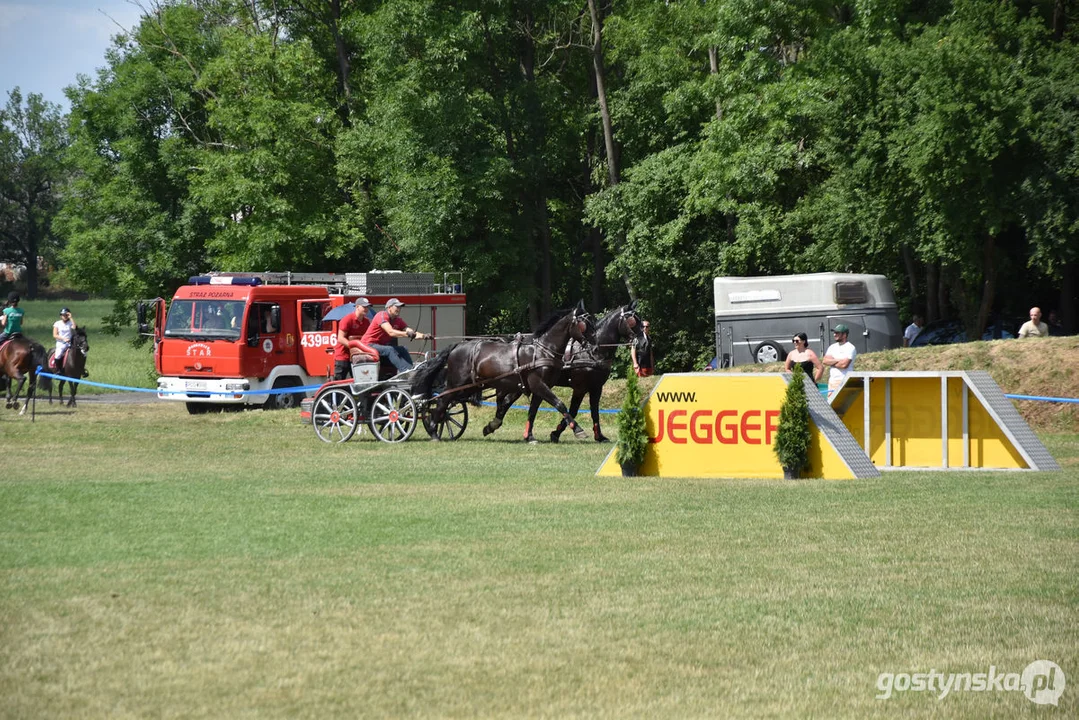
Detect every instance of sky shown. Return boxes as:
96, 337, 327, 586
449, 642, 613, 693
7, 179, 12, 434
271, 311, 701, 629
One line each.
0, 0, 146, 111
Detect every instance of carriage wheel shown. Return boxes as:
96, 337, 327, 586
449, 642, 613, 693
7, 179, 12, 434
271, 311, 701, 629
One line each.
369, 387, 418, 443
423, 399, 469, 441
312, 388, 359, 444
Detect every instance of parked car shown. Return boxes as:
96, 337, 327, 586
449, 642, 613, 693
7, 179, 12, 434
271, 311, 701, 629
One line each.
909, 319, 1016, 347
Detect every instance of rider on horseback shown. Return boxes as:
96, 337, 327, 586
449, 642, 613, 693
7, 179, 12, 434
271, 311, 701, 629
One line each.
52, 307, 77, 370
0, 292, 24, 345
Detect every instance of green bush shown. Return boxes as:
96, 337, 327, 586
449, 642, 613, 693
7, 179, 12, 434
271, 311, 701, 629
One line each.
616, 365, 648, 472
774, 364, 812, 478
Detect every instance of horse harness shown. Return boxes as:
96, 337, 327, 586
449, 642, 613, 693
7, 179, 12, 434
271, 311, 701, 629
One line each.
451, 310, 590, 398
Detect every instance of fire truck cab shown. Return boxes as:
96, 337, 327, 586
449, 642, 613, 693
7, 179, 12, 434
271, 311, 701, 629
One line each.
138, 271, 465, 413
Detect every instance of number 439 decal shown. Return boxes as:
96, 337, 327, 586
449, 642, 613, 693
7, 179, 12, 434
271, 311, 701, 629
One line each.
300, 333, 337, 348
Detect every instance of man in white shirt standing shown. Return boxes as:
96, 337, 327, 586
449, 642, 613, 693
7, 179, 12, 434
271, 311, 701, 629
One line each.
903, 314, 924, 347
52, 307, 76, 370
1017, 307, 1049, 338
822, 324, 857, 399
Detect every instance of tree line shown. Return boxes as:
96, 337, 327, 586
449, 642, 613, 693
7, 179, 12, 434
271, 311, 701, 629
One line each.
1, 0, 1076, 370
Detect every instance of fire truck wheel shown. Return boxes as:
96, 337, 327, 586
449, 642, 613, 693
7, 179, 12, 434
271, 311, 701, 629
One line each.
369, 388, 418, 443
266, 378, 304, 410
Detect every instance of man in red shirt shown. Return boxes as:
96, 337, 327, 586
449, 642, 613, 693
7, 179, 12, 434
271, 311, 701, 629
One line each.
361, 298, 429, 374
333, 298, 377, 380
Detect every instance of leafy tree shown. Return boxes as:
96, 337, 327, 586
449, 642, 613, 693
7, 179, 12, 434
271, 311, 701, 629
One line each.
0, 89, 68, 298
774, 364, 812, 478
616, 363, 647, 473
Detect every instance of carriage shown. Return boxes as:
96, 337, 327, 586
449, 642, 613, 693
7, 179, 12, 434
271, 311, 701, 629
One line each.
301, 300, 639, 445
301, 354, 469, 444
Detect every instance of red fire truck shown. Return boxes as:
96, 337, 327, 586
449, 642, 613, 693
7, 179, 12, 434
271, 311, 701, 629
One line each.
138, 271, 465, 413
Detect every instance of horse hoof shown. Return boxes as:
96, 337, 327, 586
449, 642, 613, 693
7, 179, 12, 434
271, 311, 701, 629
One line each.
429, 435, 441, 442
572, 428, 587, 440
482, 425, 493, 437
595, 434, 610, 443
525, 436, 538, 445
549, 431, 560, 443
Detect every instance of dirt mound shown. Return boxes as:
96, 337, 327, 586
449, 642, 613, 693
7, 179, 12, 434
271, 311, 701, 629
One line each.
736, 336, 1079, 431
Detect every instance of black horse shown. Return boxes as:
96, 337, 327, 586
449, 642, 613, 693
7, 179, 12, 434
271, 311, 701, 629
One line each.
0, 335, 46, 413
549, 300, 643, 443
42, 327, 89, 407
415, 301, 597, 443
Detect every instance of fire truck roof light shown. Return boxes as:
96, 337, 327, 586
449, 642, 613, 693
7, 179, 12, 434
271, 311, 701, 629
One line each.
189, 276, 262, 286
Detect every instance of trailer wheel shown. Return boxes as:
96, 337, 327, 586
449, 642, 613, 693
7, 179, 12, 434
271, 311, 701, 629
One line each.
754, 341, 786, 364
423, 399, 469, 441
369, 388, 418, 443
312, 387, 359, 443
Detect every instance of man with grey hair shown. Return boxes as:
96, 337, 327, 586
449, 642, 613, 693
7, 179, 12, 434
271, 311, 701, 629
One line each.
361, 298, 429, 374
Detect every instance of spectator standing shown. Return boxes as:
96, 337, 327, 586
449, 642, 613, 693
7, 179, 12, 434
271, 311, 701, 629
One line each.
903, 314, 925, 347
822, 324, 857, 398
1018, 307, 1049, 338
785, 332, 823, 382
631, 320, 654, 377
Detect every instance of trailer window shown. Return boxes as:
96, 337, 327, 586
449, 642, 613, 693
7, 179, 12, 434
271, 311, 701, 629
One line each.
729, 290, 781, 304
164, 300, 244, 339
834, 281, 868, 305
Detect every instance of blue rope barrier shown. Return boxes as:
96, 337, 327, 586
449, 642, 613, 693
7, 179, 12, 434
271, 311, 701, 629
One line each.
1004, 393, 1079, 404
480, 401, 618, 415
29, 367, 1078, 406
34, 368, 323, 396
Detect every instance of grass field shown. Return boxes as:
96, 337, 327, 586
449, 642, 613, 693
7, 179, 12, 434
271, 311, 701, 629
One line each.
1, 401, 1076, 717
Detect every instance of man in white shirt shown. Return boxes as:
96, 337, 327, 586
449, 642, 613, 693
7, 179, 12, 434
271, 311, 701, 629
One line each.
52, 307, 76, 369
903, 314, 924, 347
822, 324, 857, 398
1017, 307, 1049, 338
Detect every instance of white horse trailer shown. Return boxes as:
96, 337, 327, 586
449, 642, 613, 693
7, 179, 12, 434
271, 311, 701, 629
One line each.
714, 273, 902, 367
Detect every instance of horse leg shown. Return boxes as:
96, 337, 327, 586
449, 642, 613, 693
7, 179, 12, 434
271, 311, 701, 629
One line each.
9, 375, 25, 412
523, 393, 545, 443
68, 376, 77, 407
587, 383, 609, 442
528, 378, 587, 440
483, 390, 520, 436
550, 388, 585, 443
426, 395, 448, 441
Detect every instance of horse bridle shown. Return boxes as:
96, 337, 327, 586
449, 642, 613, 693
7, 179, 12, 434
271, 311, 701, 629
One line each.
533, 307, 594, 362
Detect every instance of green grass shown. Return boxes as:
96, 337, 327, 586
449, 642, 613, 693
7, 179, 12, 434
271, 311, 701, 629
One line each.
1, 403, 1076, 717
13, 298, 154, 393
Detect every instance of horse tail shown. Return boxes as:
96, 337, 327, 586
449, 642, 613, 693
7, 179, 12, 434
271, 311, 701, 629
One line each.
411, 345, 455, 397
31, 341, 50, 392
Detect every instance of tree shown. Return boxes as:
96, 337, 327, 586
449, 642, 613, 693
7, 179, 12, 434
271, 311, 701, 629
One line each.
774, 364, 811, 478
0, 89, 68, 298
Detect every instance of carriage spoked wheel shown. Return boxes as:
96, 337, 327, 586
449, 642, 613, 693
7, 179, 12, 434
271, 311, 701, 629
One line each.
312, 387, 359, 444
423, 398, 469, 441
369, 387, 418, 443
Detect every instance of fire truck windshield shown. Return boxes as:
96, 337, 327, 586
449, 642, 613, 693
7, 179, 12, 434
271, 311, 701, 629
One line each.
165, 300, 246, 340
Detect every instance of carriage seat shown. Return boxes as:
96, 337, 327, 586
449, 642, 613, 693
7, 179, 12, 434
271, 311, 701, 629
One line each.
349, 349, 378, 364
349, 349, 379, 383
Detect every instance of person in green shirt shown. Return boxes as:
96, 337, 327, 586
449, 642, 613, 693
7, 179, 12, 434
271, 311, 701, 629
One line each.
0, 292, 25, 344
